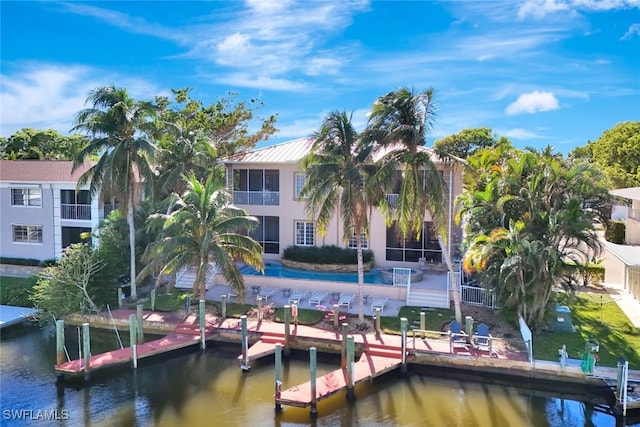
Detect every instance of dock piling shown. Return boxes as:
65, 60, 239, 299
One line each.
284, 305, 291, 356
375, 308, 381, 332
310, 347, 318, 418
257, 296, 263, 321
221, 294, 227, 319
240, 315, 249, 371
82, 323, 90, 380
129, 314, 137, 369
275, 343, 282, 412
333, 304, 339, 330
136, 304, 144, 344
199, 299, 206, 350
420, 312, 425, 338
465, 316, 474, 343
341, 322, 348, 369
56, 319, 65, 365
151, 290, 156, 312
346, 336, 355, 401
117, 288, 123, 308
401, 317, 408, 374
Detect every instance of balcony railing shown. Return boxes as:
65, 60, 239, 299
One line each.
233, 191, 279, 206
104, 203, 119, 217
61, 204, 91, 220
386, 194, 399, 207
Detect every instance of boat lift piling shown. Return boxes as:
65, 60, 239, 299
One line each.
82, 323, 91, 380
283, 305, 291, 356
310, 347, 318, 418
56, 320, 65, 366
129, 314, 138, 369
401, 317, 408, 374
199, 299, 206, 350
240, 315, 249, 371
275, 343, 283, 412
341, 323, 348, 369
136, 304, 144, 344
346, 336, 355, 401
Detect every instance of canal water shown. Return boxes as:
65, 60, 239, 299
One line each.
1, 324, 638, 427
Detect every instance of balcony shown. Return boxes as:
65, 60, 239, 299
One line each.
233, 191, 280, 206
61, 204, 91, 220
386, 194, 399, 207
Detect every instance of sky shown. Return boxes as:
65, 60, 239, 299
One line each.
1, 0, 639, 154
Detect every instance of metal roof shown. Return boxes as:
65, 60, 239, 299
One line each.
223, 138, 314, 164
0, 160, 93, 183
610, 187, 640, 201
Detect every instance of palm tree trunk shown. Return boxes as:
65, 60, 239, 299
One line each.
356, 240, 365, 321
128, 191, 137, 299
438, 235, 462, 323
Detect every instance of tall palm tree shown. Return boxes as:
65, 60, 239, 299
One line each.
139, 174, 264, 301
301, 111, 379, 321
72, 86, 157, 299
368, 87, 462, 322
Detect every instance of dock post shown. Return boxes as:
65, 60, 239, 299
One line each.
199, 299, 206, 350
341, 322, 348, 369
56, 319, 65, 366
310, 347, 318, 418
221, 294, 227, 319
136, 304, 144, 344
257, 296, 263, 321
284, 305, 291, 356
346, 336, 355, 401
117, 288, 123, 308
375, 308, 381, 332
275, 343, 282, 412
82, 323, 91, 380
333, 304, 339, 330
151, 289, 156, 312
129, 314, 138, 369
465, 316, 474, 343
240, 315, 250, 371
401, 317, 408, 374
420, 312, 425, 338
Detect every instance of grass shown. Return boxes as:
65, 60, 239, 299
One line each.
0, 276, 37, 306
141, 289, 191, 312
379, 306, 455, 335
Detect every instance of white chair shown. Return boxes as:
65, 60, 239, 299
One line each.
370, 297, 388, 315
288, 290, 308, 305
338, 293, 355, 309
308, 292, 327, 307
257, 287, 276, 302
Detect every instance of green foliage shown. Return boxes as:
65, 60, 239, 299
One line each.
605, 220, 626, 244
0, 276, 37, 306
39, 259, 58, 268
0, 257, 41, 266
379, 306, 455, 334
142, 290, 190, 311
0, 128, 87, 160
433, 127, 506, 159
274, 307, 326, 325
282, 245, 373, 264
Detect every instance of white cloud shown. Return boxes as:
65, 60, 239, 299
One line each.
498, 127, 547, 139
621, 23, 640, 40
214, 73, 308, 91
518, 0, 639, 19
505, 91, 560, 115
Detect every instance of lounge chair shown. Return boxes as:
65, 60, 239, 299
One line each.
288, 290, 308, 305
338, 293, 355, 309
370, 297, 388, 315
226, 287, 238, 300
473, 323, 492, 353
257, 287, 277, 302
449, 320, 468, 351
308, 291, 327, 307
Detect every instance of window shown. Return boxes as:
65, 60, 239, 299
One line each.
233, 169, 280, 205
348, 227, 368, 249
295, 221, 315, 246
12, 225, 43, 243
11, 188, 41, 206
294, 173, 306, 198
385, 221, 441, 262
249, 216, 280, 254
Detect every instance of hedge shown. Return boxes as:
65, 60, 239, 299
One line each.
283, 245, 374, 265
605, 220, 625, 244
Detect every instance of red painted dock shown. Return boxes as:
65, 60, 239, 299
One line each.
238, 331, 286, 363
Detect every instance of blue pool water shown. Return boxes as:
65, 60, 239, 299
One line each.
239, 263, 387, 284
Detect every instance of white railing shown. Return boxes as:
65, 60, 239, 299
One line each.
386, 194, 399, 207
461, 285, 497, 309
61, 204, 91, 220
233, 191, 280, 206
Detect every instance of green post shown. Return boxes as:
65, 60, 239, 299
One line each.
465, 316, 474, 343
257, 296, 263, 321
129, 314, 137, 369
420, 312, 426, 338
346, 336, 355, 401
117, 288, 123, 308
275, 343, 283, 412
310, 347, 318, 418
284, 305, 291, 356
151, 289, 156, 312
82, 323, 91, 380
56, 319, 65, 366
221, 294, 227, 319
185, 295, 191, 315
240, 315, 249, 371
199, 299, 206, 350
375, 308, 381, 333
333, 304, 339, 330
136, 304, 144, 344
401, 317, 408, 374
341, 322, 348, 369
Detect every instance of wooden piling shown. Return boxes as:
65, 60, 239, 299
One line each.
465, 316, 474, 342
401, 317, 408, 374
275, 343, 282, 412
375, 308, 381, 332
117, 288, 123, 308
346, 336, 355, 401
257, 296, 263, 321
310, 347, 318, 418
128, 314, 137, 369
199, 299, 206, 350
420, 312, 426, 338
56, 319, 65, 366
82, 323, 90, 380
240, 315, 249, 371
341, 322, 348, 369
136, 304, 144, 344
333, 304, 339, 330
221, 294, 227, 319
284, 305, 291, 356
151, 289, 156, 312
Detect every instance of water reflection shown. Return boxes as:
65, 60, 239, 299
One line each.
0, 324, 637, 426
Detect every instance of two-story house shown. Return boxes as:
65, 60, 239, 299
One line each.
0, 160, 104, 262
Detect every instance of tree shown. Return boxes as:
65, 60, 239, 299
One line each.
459, 150, 610, 330
0, 128, 87, 160
569, 121, 640, 189
139, 174, 264, 301
433, 127, 505, 159
72, 86, 157, 299
367, 87, 462, 323
301, 111, 379, 321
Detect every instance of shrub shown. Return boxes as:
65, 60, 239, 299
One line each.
0, 257, 40, 266
0, 276, 37, 306
605, 220, 625, 244
282, 245, 374, 264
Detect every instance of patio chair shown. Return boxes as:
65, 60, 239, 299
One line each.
449, 320, 468, 351
308, 291, 327, 307
257, 287, 277, 303
338, 293, 355, 309
370, 297, 388, 315
288, 290, 308, 305
226, 287, 238, 300
473, 323, 493, 353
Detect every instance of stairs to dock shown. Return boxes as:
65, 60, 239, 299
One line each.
406, 288, 450, 308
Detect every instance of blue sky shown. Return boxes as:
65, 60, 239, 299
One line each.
1, 1, 639, 154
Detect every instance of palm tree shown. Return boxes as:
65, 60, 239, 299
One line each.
368, 87, 462, 323
72, 86, 157, 299
301, 111, 379, 321
139, 174, 264, 301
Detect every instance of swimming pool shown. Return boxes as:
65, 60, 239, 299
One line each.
239, 263, 388, 285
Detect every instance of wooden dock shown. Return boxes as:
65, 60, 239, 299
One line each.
238, 331, 286, 363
